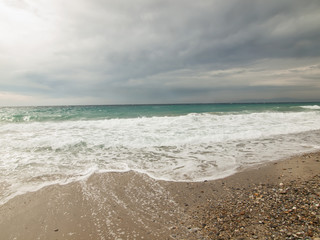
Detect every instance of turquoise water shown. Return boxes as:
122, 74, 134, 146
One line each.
1, 102, 320, 123
0, 102, 320, 204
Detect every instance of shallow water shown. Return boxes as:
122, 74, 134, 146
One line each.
0, 102, 320, 204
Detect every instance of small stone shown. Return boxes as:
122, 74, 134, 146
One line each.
307, 229, 313, 237
279, 189, 287, 194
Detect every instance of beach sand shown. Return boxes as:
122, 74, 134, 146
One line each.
0, 152, 319, 239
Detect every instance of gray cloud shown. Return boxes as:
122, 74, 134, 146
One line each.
0, 0, 320, 105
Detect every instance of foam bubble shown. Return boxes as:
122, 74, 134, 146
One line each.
299, 105, 320, 110
0, 111, 320, 204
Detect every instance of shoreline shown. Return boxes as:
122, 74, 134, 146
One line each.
0, 152, 319, 239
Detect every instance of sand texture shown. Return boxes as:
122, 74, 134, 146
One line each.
0, 152, 319, 239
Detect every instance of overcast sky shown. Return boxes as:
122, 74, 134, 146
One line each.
0, 0, 320, 106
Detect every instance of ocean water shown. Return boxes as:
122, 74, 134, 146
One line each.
0, 102, 320, 204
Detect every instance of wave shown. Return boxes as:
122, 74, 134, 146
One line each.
1, 110, 320, 205
299, 105, 320, 110
2, 103, 320, 123
1, 111, 320, 147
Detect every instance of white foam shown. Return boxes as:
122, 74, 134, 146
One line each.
0, 111, 320, 204
299, 105, 320, 110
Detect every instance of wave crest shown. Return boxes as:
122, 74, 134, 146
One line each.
300, 105, 320, 110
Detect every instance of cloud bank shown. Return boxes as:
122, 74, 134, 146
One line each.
1, 0, 320, 105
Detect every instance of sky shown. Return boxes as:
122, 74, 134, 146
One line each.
0, 0, 320, 106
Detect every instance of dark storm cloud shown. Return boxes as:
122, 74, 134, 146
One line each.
0, 0, 320, 105
94, 0, 320, 71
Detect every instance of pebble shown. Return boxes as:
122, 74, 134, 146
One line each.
186, 175, 320, 239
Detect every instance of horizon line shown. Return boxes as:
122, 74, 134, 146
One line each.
1, 100, 320, 108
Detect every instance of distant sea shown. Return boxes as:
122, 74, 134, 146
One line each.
1, 102, 320, 204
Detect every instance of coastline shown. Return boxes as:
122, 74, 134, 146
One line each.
0, 152, 319, 239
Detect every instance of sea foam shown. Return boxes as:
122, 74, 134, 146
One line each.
0, 109, 320, 204
300, 105, 320, 110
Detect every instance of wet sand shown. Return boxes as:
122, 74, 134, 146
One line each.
0, 152, 319, 239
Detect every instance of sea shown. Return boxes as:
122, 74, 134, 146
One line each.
0, 102, 320, 204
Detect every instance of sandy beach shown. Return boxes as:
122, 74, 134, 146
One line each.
0, 152, 319, 240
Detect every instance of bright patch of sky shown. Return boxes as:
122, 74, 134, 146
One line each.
1, 0, 320, 106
